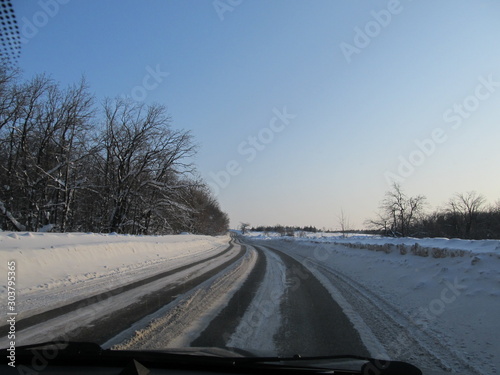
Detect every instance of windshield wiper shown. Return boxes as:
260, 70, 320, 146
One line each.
1, 341, 422, 375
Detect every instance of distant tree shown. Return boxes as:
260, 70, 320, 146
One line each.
368, 184, 426, 237
303, 225, 317, 233
240, 222, 250, 234
485, 201, 500, 239
447, 191, 485, 239
407, 197, 500, 240
186, 183, 229, 235
365, 212, 391, 236
337, 208, 350, 238
274, 224, 285, 236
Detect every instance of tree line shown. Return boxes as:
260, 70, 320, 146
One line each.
0, 66, 229, 235
366, 184, 500, 240
250, 224, 319, 235
245, 184, 500, 240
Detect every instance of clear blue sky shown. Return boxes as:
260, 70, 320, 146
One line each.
13, 0, 500, 229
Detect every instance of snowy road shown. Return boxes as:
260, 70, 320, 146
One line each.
3, 235, 369, 357
108, 237, 368, 357
1, 232, 497, 374
110, 236, 493, 374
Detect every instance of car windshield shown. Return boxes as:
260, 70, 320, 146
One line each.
1, 1, 499, 374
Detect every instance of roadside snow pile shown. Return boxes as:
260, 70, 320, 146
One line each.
0, 232, 229, 311
247, 231, 500, 259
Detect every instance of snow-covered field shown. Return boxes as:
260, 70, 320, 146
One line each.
248, 231, 500, 374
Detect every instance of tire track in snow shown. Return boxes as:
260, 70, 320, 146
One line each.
15, 239, 230, 317
0, 241, 245, 345
65, 242, 246, 345
309, 259, 482, 375
195, 238, 370, 357
191, 245, 267, 349
0, 241, 238, 338
110, 243, 258, 349
270, 241, 482, 375
223, 246, 287, 354
260, 244, 370, 357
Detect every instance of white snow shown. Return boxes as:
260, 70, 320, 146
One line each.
248, 231, 500, 374
0, 232, 230, 321
1, 230, 498, 373
246, 231, 500, 255
109, 245, 257, 350
227, 247, 287, 353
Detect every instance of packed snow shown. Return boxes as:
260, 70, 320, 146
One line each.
110, 246, 257, 350
227, 248, 286, 352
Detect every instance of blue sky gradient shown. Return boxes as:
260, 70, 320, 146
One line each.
13, 0, 500, 229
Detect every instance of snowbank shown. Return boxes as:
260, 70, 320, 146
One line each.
0, 232, 229, 305
246, 231, 500, 258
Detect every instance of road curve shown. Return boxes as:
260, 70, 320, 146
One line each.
109, 237, 371, 357
264, 244, 369, 357
12, 236, 378, 359
69, 241, 246, 344
194, 238, 370, 357
191, 245, 267, 349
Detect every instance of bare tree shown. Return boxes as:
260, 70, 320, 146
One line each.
448, 191, 485, 238
364, 212, 391, 235
0, 69, 229, 235
38, 77, 94, 231
95, 99, 197, 233
370, 183, 426, 237
337, 208, 350, 238
182, 182, 229, 235
492, 200, 500, 213
240, 222, 250, 234
0, 73, 94, 231
0, 64, 21, 132
0, 199, 25, 231
275, 224, 286, 236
